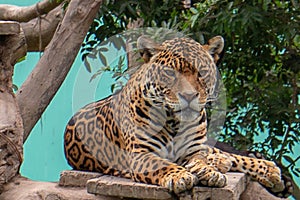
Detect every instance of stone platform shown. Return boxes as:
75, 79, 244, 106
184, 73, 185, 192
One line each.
58, 170, 279, 200
0, 171, 286, 200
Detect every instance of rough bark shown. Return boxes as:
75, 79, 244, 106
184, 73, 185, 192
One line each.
21, 5, 64, 52
0, 21, 27, 191
16, 0, 103, 142
0, 0, 61, 22
0, 1, 64, 52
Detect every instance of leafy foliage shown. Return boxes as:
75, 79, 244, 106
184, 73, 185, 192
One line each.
82, 0, 300, 193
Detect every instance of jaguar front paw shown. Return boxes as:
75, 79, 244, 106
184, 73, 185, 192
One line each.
251, 160, 293, 198
258, 164, 294, 198
267, 174, 294, 198
161, 170, 198, 194
186, 159, 227, 187
255, 160, 282, 188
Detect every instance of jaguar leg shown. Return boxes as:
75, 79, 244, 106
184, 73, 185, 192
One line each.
232, 155, 280, 185
194, 145, 283, 190
214, 142, 293, 197
130, 152, 198, 194
228, 153, 293, 197
202, 146, 293, 197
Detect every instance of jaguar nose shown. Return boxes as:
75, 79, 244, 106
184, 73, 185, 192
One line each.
178, 92, 199, 103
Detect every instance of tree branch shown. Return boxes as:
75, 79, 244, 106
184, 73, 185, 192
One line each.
16, 0, 103, 142
0, 0, 61, 22
21, 5, 64, 52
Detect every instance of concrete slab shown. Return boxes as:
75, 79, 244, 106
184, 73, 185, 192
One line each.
87, 175, 173, 200
85, 171, 248, 200
59, 170, 102, 187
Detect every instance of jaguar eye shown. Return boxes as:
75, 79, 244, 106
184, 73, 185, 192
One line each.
164, 68, 176, 76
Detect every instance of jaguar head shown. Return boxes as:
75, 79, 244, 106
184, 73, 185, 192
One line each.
136, 35, 224, 122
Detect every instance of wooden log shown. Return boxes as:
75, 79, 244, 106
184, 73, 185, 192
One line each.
21, 5, 63, 52
0, 21, 20, 35
0, 21, 26, 191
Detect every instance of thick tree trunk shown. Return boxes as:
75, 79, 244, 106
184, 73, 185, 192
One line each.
0, 21, 26, 191
16, 0, 103, 142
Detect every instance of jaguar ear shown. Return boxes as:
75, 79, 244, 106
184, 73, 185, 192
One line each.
137, 35, 163, 63
203, 36, 224, 64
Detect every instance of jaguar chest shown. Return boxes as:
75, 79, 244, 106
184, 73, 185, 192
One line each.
157, 134, 190, 162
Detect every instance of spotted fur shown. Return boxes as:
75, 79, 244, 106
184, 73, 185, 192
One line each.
64, 36, 292, 197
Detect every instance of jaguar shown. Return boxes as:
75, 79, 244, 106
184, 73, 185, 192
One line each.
64, 35, 292, 197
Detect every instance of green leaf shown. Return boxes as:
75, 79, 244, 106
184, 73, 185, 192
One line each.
112, 37, 125, 51
110, 84, 115, 93
90, 70, 102, 82
98, 52, 107, 66
84, 59, 92, 73
190, 7, 198, 14
283, 155, 294, 164
87, 53, 97, 59
98, 47, 109, 52
17, 56, 26, 63
292, 168, 300, 177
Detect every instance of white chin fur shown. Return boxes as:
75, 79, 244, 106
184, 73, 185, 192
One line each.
176, 109, 199, 122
